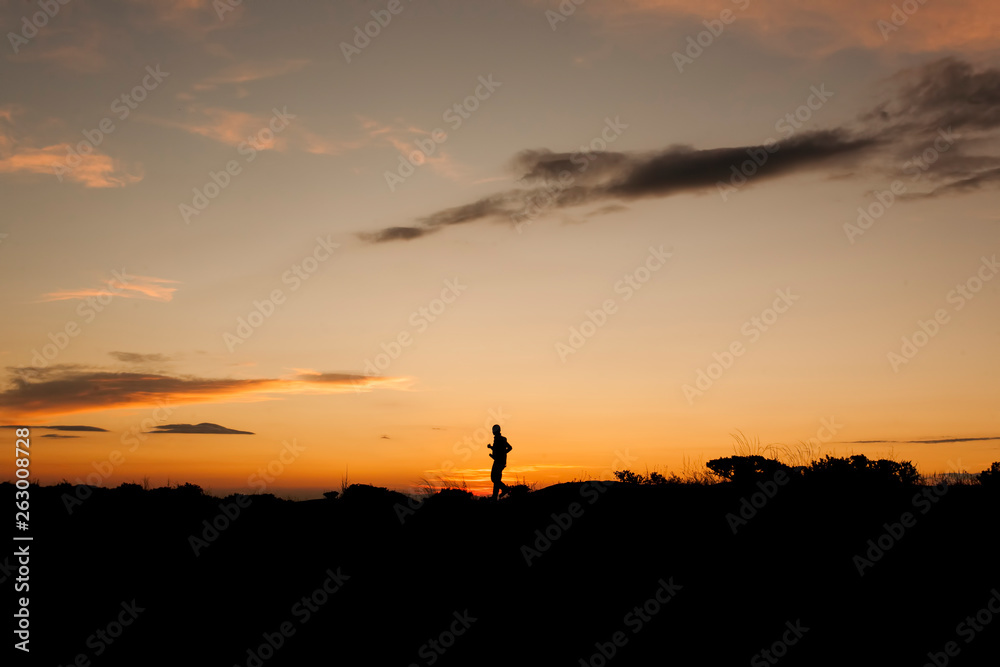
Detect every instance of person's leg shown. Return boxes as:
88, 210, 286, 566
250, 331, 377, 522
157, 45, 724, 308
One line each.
491, 465, 502, 500
498, 466, 510, 496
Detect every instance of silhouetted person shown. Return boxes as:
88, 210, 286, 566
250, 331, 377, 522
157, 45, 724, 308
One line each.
487, 424, 512, 500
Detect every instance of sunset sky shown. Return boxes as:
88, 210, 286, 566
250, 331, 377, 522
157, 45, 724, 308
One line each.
1, 0, 998, 497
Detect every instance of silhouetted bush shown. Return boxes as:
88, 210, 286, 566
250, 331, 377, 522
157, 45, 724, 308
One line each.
613, 469, 683, 485
804, 454, 919, 487
505, 483, 532, 499
977, 461, 1000, 489
705, 455, 793, 484
174, 482, 205, 497
436, 487, 473, 500
340, 483, 407, 505
613, 469, 645, 484
647, 471, 669, 485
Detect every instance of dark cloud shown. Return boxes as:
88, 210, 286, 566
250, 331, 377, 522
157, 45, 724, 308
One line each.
109, 351, 172, 363
586, 204, 630, 217
40, 433, 80, 438
149, 423, 254, 435
359, 58, 1000, 244
358, 226, 439, 243
0, 365, 406, 419
613, 132, 875, 198
0, 424, 108, 432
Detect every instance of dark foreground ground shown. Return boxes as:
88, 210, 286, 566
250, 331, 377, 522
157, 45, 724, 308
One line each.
9, 479, 999, 666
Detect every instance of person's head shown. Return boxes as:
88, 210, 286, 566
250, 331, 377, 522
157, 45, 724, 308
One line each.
492, 424, 501, 436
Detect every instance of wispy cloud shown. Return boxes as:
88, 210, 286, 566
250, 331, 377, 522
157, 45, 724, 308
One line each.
150, 104, 363, 157
153, 106, 289, 150
0, 365, 410, 419
840, 436, 1000, 445
359, 116, 463, 180
8, 27, 111, 73
6, 2, 240, 75
39, 275, 179, 303
109, 352, 173, 363
193, 58, 310, 91
0, 105, 142, 188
